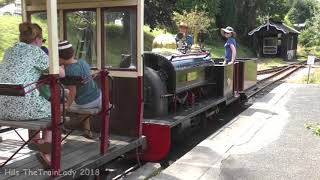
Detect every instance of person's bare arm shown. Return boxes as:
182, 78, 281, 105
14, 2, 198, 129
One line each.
65, 85, 76, 108
223, 58, 227, 65
229, 44, 237, 64
59, 65, 65, 78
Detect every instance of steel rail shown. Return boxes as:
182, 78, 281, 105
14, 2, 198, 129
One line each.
257, 60, 307, 75
248, 63, 305, 98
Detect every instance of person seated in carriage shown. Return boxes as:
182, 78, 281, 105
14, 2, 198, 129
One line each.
0, 22, 53, 163
175, 22, 193, 52
58, 40, 101, 139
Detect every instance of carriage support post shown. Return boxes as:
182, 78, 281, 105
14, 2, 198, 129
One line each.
49, 75, 61, 175
100, 70, 110, 154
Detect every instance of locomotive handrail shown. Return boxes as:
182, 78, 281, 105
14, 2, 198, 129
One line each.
169, 52, 210, 61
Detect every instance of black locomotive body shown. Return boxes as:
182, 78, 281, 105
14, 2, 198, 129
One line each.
143, 51, 238, 119
141, 35, 257, 161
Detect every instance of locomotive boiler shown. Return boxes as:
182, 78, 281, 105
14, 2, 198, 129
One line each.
143, 34, 235, 119
144, 52, 214, 117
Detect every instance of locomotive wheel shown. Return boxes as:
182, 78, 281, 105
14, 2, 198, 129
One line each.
144, 67, 168, 118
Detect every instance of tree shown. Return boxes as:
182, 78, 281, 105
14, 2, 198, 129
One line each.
216, 0, 290, 40
258, 0, 290, 20
144, 0, 177, 29
173, 8, 213, 33
300, 9, 320, 47
176, 0, 221, 18
287, 0, 319, 24
176, 0, 221, 40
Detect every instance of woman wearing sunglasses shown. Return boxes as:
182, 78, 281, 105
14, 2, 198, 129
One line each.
221, 26, 237, 65
0, 22, 52, 166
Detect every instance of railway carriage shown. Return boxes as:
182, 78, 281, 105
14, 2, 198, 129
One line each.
0, 0, 145, 179
0, 0, 257, 179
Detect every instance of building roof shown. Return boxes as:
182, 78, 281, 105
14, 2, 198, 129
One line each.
248, 20, 300, 36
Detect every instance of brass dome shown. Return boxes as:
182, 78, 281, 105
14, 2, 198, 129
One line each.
152, 34, 178, 53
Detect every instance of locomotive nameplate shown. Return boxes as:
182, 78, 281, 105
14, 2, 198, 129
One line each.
187, 72, 198, 81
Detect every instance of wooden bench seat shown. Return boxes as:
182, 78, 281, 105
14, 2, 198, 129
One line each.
0, 118, 51, 130
0, 117, 69, 131
67, 107, 101, 115
0, 84, 25, 96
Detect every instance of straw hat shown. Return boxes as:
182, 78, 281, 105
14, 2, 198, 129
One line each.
221, 26, 236, 37
179, 22, 189, 28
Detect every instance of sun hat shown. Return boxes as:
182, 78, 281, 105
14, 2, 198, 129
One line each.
221, 26, 236, 37
58, 40, 74, 60
179, 22, 189, 28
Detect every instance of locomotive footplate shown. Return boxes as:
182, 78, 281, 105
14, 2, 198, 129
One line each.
144, 96, 227, 127
142, 96, 232, 161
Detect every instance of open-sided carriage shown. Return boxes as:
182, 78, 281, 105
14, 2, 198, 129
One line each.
0, 0, 145, 179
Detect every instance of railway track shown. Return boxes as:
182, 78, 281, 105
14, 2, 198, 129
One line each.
247, 60, 307, 98
257, 65, 289, 75
257, 60, 308, 75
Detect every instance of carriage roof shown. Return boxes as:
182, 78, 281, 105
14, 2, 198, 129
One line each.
22, 0, 144, 77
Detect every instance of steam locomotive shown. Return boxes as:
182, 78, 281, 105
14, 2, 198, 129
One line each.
141, 34, 257, 161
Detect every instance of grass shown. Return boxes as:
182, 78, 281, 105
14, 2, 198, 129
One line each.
293, 68, 320, 84
256, 57, 288, 71
206, 40, 255, 58
298, 45, 320, 58
0, 15, 48, 62
305, 122, 320, 137
0, 16, 20, 61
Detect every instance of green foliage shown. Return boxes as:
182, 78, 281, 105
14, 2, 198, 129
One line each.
299, 10, 320, 47
256, 58, 287, 71
206, 41, 255, 58
176, 0, 221, 40
284, 14, 294, 27
305, 122, 320, 136
287, 0, 319, 24
144, 0, 177, 29
176, 0, 221, 19
216, 0, 289, 39
0, 16, 48, 62
173, 8, 213, 32
0, 16, 19, 61
259, 0, 290, 20
0, 0, 14, 6
216, 0, 235, 26
298, 46, 320, 58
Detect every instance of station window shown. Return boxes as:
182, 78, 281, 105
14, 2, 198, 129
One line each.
104, 8, 137, 69
65, 11, 97, 67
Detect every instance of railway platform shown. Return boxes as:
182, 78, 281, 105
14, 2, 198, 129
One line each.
152, 83, 320, 180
